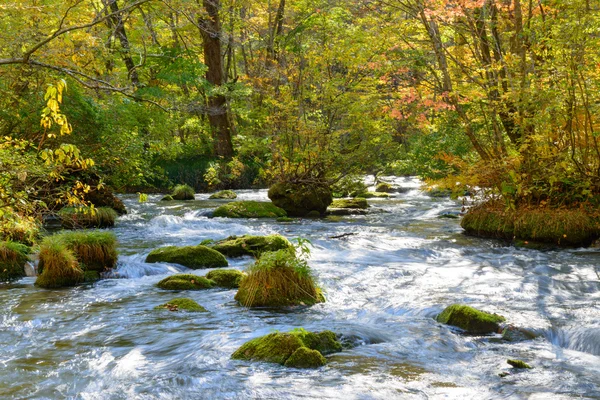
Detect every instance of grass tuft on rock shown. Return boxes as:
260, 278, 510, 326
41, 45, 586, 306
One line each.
213, 201, 286, 218
171, 184, 195, 200
231, 329, 341, 368
205, 269, 245, 288
209, 190, 237, 199
146, 245, 227, 269
211, 234, 293, 257
235, 249, 323, 307
155, 297, 208, 312
0, 241, 30, 282
35, 236, 84, 288
157, 274, 215, 290
436, 304, 505, 334
58, 207, 118, 229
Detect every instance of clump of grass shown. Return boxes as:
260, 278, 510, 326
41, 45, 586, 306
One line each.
35, 236, 84, 288
58, 207, 118, 229
171, 184, 195, 200
235, 242, 323, 307
52, 231, 118, 273
0, 241, 30, 282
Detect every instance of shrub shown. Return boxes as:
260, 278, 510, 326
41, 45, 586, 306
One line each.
58, 207, 117, 229
171, 184, 195, 200
35, 236, 84, 288
0, 241, 30, 282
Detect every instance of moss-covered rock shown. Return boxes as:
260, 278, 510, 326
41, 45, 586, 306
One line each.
231, 329, 341, 368
211, 234, 293, 257
35, 236, 84, 289
0, 241, 30, 282
462, 201, 600, 246
330, 198, 368, 209
160, 195, 174, 201
213, 201, 286, 218
375, 182, 393, 192
171, 184, 195, 200
155, 297, 208, 312
157, 274, 215, 290
326, 208, 368, 216
146, 245, 227, 269
235, 250, 324, 307
205, 269, 245, 288
501, 326, 539, 342
209, 190, 237, 199
352, 191, 390, 198
268, 181, 333, 217
436, 304, 505, 334
507, 359, 532, 369
276, 217, 296, 223
58, 207, 118, 229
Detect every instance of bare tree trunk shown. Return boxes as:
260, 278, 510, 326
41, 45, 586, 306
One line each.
104, 0, 139, 86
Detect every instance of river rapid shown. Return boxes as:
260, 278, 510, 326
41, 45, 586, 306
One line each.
1, 176, 599, 399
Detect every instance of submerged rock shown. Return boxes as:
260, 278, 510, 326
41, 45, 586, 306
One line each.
330, 198, 368, 209
205, 269, 245, 288
0, 241, 30, 283
501, 326, 539, 342
507, 359, 532, 369
157, 274, 215, 290
327, 208, 368, 216
231, 329, 341, 368
213, 201, 286, 218
436, 304, 505, 334
209, 190, 237, 199
146, 245, 227, 269
155, 297, 207, 312
211, 234, 293, 257
268, 181, 332, 217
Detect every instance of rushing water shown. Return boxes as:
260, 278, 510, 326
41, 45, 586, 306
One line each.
1, 177, 600, 399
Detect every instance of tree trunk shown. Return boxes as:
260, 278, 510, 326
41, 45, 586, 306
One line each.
105, 0, 139, 86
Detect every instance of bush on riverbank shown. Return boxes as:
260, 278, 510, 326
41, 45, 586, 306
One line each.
35, 236, 84, 288
58, 207, 118, 229
0, 241, 30, 282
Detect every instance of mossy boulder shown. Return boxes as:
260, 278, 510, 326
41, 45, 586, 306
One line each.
211, 234, 293, 257
231, 329, 341, 368
155, 297, 207, 312
507, 359, 532, 369
436, 304, 505, 334
235, 250, 324, 307
330, 198, 368, 209
268, 181, 333, 217
205, 269, 245, 288
501, 326, 539, 342
0, 241, 30, 282
35, 236, 84, 289
160, 195, 174, 201
157, 274, 215, 290
352, 191, 390, 199
213, 201, 286, 218
58, 207, 118, 229
375, 182, 393, 193
209, 190, 237, 199
146, 245, 227, 269
171, 184, 195, 200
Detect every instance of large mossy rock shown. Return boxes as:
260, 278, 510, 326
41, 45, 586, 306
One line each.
58, 207, 118, 229
146, 245, 227, 269
35, 236, 84, 289
436, 304, 505, 334
209, 190, 237, 199
157, 274, 215, 290
155, 297, 208, 312
352, 191, 390, 199
205, 269, 245, 288
461, 201, 600, 246
268, 181, 333, 217
0, 241, 30, 282
213, 201, 286, 218
231, 329, 341, 368
375, 182, 393, 193
235, 250, 324, 307
211, 234, 293, 257
330, 198, 368, 209
171, 184, 195, 200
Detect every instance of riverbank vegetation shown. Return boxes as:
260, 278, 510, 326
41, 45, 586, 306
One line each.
1, 1, 599, 246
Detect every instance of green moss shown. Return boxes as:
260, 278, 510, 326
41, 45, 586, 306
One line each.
284, 347, 326, 368
211, 234, 293, 257
171, 184, 195, 200
235, 250, 323, 307
213, 201, 287, 218
45, 231, 118, 273
330, 198, 368, 209
58, 207, 118, 229
231, 329, 341, 368
352, 191, 390, 198
436, 304, 505, 334
160, 195, 174, 201
205, 269, 245, 288
156, 274, 215, 290
146, 245, 227, 269
297, 329, 342, 355
155, 297, 207, 312
83, 270, 101, 282
425, 187, 452, 198
501, 326, 538, 342
507, 359, 532, 369
0, 241, 30, 282
35, 236, 84, 289
209, 190, 237, 199
376, 182, 393, 192
268, 181, 333, 217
